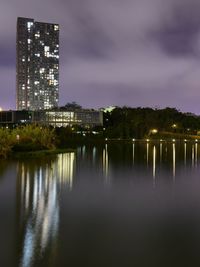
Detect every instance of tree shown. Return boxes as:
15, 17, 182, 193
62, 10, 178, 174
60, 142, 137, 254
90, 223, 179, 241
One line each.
60, 101, 82, 110
0, 128, 15, 158
13, 125, 55, 151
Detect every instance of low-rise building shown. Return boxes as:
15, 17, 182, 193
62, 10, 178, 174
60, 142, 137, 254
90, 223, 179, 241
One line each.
0, 109, 103, 128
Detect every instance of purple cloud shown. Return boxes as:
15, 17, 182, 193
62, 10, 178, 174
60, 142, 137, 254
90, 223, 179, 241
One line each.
1, 0, 200, 113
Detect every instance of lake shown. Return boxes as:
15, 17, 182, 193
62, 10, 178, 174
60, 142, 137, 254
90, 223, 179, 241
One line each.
1, 141, 200, 266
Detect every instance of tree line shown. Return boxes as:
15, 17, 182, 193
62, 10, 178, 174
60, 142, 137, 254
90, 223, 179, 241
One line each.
103, 107, 200, 139
1, 107, 200, 158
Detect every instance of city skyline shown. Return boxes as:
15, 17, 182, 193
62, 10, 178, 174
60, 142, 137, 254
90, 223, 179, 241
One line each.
1, 0, 200, 113
16, 17, 59, 110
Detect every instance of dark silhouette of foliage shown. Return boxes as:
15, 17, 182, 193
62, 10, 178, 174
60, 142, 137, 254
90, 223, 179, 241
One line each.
103, 107, 200, 138
59, 102, 82, 110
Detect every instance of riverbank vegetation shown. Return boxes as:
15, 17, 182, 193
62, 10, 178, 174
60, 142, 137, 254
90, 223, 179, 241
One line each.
55, 107, 200, 142
103, 107, 200, 139
0, 125, 55, 158
1, 107, 200, 158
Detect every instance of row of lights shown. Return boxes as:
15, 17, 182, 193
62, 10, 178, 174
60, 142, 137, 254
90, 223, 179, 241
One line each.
136, 139, 199, 143
104, 138, 200, 142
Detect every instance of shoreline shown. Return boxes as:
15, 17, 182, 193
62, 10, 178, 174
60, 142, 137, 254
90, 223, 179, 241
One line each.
10, 148, 76, 159
2, 136, 200, 160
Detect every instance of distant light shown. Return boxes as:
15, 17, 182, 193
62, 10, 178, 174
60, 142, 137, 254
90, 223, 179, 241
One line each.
54, 25, 59, 31
44, 46, 50, 52
195, 139, 198, 142
105, 138, 108, 141
132, 138, 135, 142
103, 106, 116, 113
184, 139, 187, 142
151, 129, 158, 134
0, 107, 2, 112
160, 139, 163, 142
146, 139, 150, 142
172, 139, 176, 142
172, 124, 177, 128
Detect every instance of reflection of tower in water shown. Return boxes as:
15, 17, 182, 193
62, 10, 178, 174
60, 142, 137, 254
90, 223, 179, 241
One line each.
16, 153, 75, 267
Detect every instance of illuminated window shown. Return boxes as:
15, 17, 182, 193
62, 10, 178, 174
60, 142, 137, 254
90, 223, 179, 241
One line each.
35, 33, 40, 38
27, 22, 33, 29
54, 25, 59, 31
44, 46, 49, 52
40, 68, 45, 74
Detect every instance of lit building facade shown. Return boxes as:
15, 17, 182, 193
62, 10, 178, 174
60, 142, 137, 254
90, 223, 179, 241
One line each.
0, 109, 103, 128
16, 17, 59, 110
33, 109, 103, 127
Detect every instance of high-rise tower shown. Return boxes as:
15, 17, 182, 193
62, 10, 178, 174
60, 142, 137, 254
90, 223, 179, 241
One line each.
16, 17, 59, 110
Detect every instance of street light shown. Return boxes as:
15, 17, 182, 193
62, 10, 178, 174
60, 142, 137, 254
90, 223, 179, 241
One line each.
151, 129, 158, 134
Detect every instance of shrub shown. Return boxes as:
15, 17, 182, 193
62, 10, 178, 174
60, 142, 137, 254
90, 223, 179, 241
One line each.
13, 125, 55, 151
0, 128, 15, 158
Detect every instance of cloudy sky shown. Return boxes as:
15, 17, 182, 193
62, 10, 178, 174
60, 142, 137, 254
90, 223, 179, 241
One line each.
1, 0, 200, 113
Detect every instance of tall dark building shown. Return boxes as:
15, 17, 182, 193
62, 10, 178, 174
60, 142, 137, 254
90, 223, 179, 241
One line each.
16, 17, 59, 110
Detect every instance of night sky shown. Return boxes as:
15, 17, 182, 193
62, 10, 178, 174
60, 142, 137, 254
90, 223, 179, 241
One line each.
1, 0, 200, 113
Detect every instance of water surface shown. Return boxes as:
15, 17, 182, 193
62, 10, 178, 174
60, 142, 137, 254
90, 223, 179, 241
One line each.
1, 141, 200, 266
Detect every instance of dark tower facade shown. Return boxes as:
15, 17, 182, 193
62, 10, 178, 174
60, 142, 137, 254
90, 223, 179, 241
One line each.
16, 17, 59, 110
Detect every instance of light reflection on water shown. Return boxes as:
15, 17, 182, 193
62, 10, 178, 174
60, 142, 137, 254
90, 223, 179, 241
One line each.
173, 143, 176, 181
99, 141, 200, 182
17, 153, 75, 267
102, 144, 109, 183
1, 142, 200, 266
153, 145, 156, 187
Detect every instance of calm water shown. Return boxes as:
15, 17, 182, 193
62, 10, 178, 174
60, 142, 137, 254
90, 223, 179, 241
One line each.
1, 141, 200, 266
